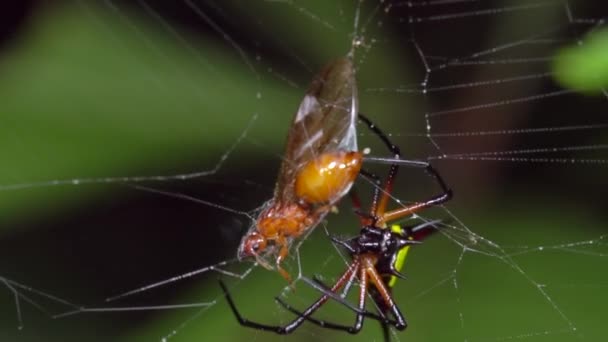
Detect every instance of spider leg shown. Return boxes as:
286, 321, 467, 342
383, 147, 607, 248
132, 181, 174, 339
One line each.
274, 268, 363, 333
358, 113, 453, 221
299, 275, 400, 326
408, 219, 443, 241
277, 268, 400, 334
385, 254, 407, 281
299, 276, 361, 314
357, 114, 398, 160
220, 259, 360, 334
275, 261, 360, 332
380, 319, 391, 342
409, 219, 442, 233
358, 168, 382, 222
357, 114, 400, 217
366, 157, 452, 200
220, 280, 291, 334
352, 208, 377, 225
381, 190, 452, 225
278, 266, 368, 334
329, 236, 358, 254
363, 256, 407, 330
376, 160, 452, 226
352, 169, 382, 226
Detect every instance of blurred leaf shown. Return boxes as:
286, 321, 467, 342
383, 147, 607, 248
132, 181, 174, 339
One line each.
553, 27, 608, 94
0, 3, 288, 229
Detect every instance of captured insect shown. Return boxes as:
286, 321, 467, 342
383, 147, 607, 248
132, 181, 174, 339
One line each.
237, 56, 362, 283
221, 59, 453, 337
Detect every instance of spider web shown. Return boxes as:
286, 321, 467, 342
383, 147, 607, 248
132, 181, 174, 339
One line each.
0, 1, 607, 341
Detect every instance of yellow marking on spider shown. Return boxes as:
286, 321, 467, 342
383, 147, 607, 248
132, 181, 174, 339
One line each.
388, 224, 411, 287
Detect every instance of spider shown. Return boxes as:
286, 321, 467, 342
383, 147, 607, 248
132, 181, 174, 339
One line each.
221, 113, 452, 337
274, 221, 443, 340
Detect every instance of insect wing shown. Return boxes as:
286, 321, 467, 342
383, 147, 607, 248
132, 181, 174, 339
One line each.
275, 57, 358, 203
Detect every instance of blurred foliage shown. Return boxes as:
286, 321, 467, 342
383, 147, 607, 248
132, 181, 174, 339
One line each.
0, 2, 275, 228
553, 27, 608, 93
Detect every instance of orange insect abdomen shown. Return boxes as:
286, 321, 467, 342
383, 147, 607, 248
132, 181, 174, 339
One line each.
295, 151, 363, 204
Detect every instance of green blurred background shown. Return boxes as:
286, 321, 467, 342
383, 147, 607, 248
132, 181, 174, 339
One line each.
0, 1, 607, 341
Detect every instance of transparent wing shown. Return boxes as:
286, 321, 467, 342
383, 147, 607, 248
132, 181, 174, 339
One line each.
275, 57, 358, 203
